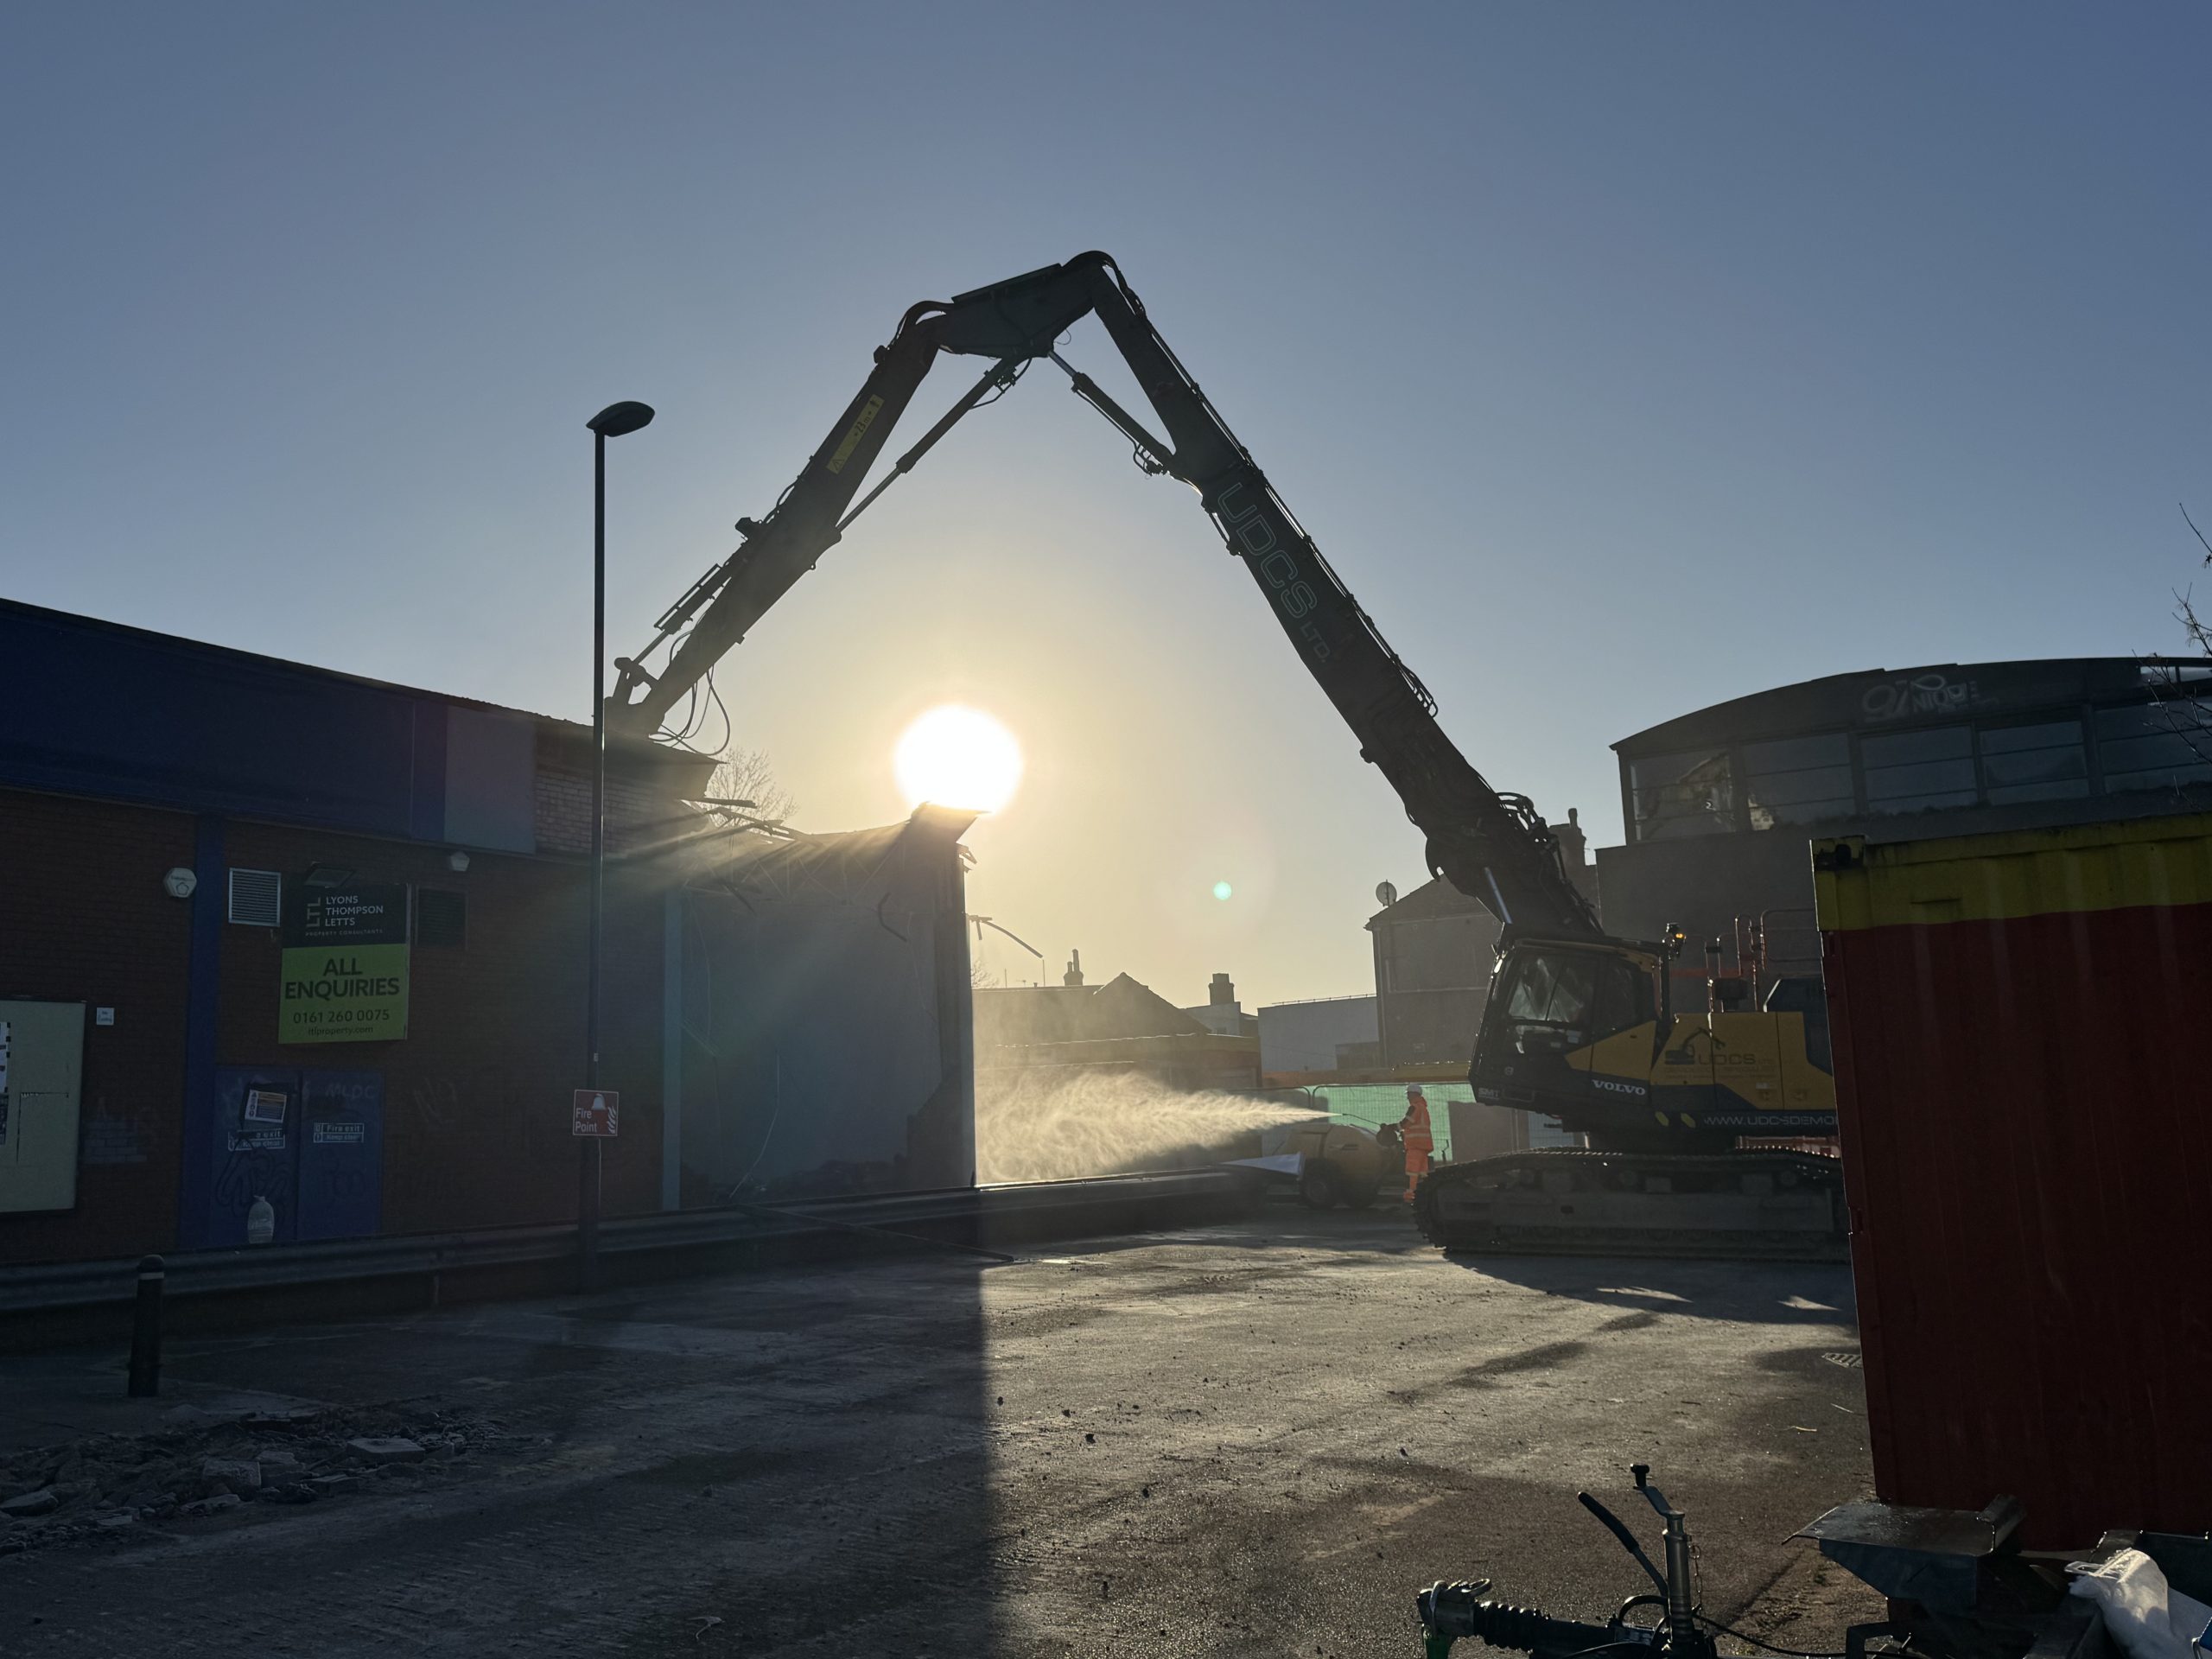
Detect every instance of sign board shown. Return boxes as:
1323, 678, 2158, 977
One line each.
572, 1090, 620, 1137
296, 1069, 384, 1243
279, 881, 410, 1044
229, 1084, 289, 1152
0, 1003, 86, 1216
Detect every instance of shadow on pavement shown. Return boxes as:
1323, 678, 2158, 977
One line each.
0, 1249, 1009, 1658
1448, 1252, 1859, 1328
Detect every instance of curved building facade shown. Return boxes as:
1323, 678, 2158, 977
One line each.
1596, 657, 2212, 969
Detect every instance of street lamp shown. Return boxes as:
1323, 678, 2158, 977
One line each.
580, 399, 654, 1290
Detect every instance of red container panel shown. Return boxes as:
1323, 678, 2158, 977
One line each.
1816, 816, 2212, 1548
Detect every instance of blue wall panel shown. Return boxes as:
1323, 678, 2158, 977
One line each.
296, 1069, 384, 1241
2, 601, 435, 837
206, 1065, 302, 1248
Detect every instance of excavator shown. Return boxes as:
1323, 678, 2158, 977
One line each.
609, 251, 1844, 1258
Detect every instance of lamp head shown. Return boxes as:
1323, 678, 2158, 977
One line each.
587, 401, 656, 438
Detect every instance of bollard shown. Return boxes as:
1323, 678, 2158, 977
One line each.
127, 1254, 164, 1397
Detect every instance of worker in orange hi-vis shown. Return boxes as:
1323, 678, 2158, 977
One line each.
1398, 1084, 1434, 1204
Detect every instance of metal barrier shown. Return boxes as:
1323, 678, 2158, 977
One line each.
0, 1169, 1257, 1320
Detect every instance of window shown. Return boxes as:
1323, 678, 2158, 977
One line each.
1978, 721, 2088, 805
1588, 959, 1657, 1039
1495, 950, 1648, 1060
1630, 748, 1734, 840
1743, 734, 1854, 830
1503, 954, 1596, 1028
416, 888, 467, 949
2096, 701, 2212, 797
1862, 725, 1977, 815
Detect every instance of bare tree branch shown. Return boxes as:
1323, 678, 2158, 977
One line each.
705, 748, 796, 828
2178, 587, 2212, 659
2147, 505, 2212, 769
2184, 501, 2212, 566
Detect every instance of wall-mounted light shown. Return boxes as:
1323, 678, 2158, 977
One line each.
163, 868, 198, 899
302, 864, 356, 890
447, 850, 471, 874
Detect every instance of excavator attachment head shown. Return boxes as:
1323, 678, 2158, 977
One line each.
938, 255, 1109, 360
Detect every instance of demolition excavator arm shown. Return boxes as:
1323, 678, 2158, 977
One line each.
613, 251, 1848, 1257
607, 251, 1600, 941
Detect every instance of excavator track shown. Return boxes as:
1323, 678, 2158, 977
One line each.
1414, 1147, 1847, 1262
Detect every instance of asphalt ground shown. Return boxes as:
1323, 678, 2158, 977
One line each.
0, 1205, 1880, 1657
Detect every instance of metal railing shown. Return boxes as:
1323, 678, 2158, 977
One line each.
0, 1169, 1253, 1318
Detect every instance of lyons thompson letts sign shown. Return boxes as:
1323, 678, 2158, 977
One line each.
279, 880, 410, 1044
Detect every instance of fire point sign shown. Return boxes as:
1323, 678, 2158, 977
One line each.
572, 1090, 619, 1137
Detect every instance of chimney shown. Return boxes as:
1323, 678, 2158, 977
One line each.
1064, 949, 1084, 988
1556, 806, 1587, 872
1209, 971, 1235, 1007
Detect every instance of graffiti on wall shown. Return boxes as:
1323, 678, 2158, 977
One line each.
81, 1099, 155, 1166
1861, 672, 1980, 723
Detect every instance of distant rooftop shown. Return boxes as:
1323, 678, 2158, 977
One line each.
972, 972, 1207, 1048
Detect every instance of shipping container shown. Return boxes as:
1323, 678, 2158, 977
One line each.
1813, 812, 2212, 1548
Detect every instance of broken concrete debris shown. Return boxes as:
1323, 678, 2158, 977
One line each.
200, 1457, 262, 1494
0, 1405, 506, 1557
345, 1436, 427, 1465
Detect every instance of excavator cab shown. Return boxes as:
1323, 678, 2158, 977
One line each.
1470, 926, 1838, 1159
1471, 939, 1665, 1118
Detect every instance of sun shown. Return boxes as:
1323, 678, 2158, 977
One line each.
893, 705, 1024, 813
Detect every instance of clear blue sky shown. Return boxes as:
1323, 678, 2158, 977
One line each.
5, 3, 2208, 1005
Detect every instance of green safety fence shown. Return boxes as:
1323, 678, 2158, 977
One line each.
1287, 1082, 1478, 1163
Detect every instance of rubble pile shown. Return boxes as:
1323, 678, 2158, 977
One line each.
0, 1402, 518, 1556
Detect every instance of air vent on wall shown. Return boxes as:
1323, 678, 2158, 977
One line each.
227, 868, 282, 927
416, 887, 467, 949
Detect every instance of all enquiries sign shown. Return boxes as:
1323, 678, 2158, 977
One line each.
279, 881, 410, 1044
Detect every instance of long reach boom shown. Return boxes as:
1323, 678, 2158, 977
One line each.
608, 251, 1599, 939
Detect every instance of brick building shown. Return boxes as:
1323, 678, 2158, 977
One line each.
0, 599, 975, 1267
1366, 809, 1597, 1068
973, 958, 1261, 1095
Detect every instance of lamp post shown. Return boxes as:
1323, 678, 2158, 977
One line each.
580, 399, 655, 1291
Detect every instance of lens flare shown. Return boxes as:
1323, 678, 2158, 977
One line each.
1212, 880, 1233, 901
893, 705, 1023, 813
